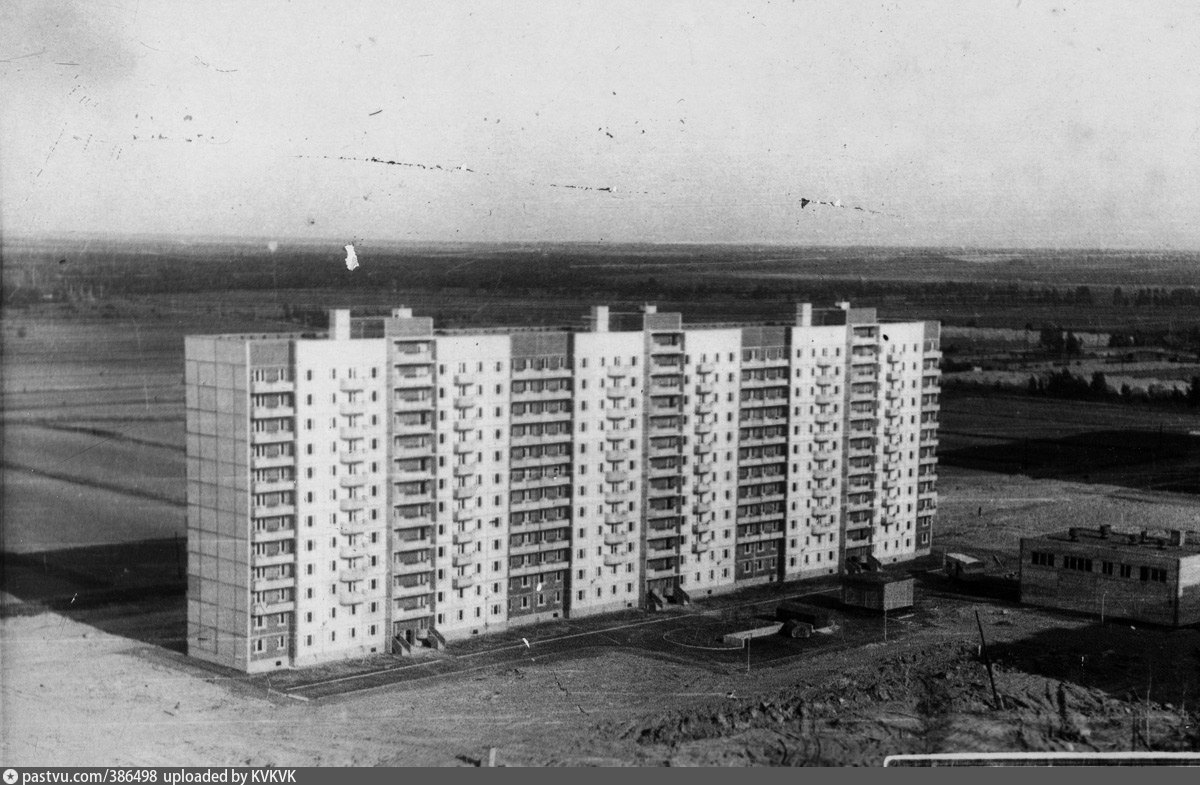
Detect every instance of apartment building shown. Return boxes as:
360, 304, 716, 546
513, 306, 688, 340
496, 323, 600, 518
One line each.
185, 301, 941, 672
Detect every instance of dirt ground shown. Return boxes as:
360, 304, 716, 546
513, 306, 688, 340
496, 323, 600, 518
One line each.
4, 470, 1200, 766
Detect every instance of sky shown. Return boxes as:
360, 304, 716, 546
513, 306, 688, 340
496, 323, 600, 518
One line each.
3, 1, 1199, 249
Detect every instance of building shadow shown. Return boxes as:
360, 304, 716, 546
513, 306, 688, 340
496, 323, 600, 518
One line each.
940, 429, 1200, 494
1, 538, 187, 652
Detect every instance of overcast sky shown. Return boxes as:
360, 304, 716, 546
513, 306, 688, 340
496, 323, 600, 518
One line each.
3, 1, 1198, 249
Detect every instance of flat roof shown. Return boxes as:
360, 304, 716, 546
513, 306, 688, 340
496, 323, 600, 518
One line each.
1027, 527, 1200, 556
843, 571, 915, 585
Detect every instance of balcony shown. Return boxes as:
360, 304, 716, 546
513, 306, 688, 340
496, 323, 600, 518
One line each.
251, 405, 295, 420
339, 497, 367, 513
393, 373, 434, 389
692, 518, 712, 534
696, 362, 714, 375
692, 459, 715, 475
453, 529, 477, 544
814, 393, 839, 406
453, 459, 478, 477
251, 452, 294, 470
339, 425, 370, 442
605, 448, 631, 463
338, 590, 366, 606
454, 395, 477, 409
646, 564, 677, 580
251, 550, 295, 568
253, 599, 295, 615
606, 386, 626, 400
603, 531, 626, 546
251, 478, 295, 495
605, 470, 631, 484
454, 373, 477, 386
339, 565, 371, 583
693, 441, 713, 455
393, 559, 431, 576
252, 503, 295, 519
339, 473, 368, 489
693, 501, 712, 515
337, 399, 367, 417
251, 429, 294, 445
339, 377, 365, 393
693, 479, 713, 494
453, 574, 477, 590
695, 381, 715, 395
392, 580, 432, 599
603, 552, 629, 567
392, 535, 432, 553
604, 512, 631, 526
605, 428, 635, 442
393, 395, 433, 411
251, 575, 293, 592
692, 540, 710, 554
339, 541, 371, 560
453, 417, 480, 432
606, 365, 628, 379
251, 377, 294, 394
604, 489, 634, 506
339, 518, 372, 536
605, 407, 627, 421
453, 481, 481, 499
252, 525, 295, 544
452, 552, 477, 568
453, 437, 479, 454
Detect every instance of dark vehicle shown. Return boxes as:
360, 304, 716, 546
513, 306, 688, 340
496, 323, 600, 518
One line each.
775, 601, 833, 630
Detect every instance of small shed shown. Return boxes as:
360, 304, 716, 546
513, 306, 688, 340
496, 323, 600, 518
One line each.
944, 552, 986, 580
841, 572, 915, 613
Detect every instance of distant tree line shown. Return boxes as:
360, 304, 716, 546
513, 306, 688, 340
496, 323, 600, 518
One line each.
948, 370, 1200, 409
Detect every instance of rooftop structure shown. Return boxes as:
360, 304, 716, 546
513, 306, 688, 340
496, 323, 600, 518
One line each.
185, 301, 942, 672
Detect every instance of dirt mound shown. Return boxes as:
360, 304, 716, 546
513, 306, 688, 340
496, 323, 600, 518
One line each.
605, 639, 1200, 765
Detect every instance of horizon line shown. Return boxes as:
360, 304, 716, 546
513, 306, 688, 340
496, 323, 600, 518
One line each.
4, 230, 1199, 255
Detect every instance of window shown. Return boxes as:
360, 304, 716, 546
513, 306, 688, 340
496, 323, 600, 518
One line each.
1101, 561, 1114, 576
1030, 551, 1054, 567
1140, 566, 1167, 583
1063, 556, 1091, 572
1119, 564, 1132, 578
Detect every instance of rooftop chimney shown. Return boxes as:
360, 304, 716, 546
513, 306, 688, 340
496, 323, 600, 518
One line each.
642, 303, 657, 314
797, 302, 813, 327
1098, 524, 1112, 539
1068, 527, 1079, 541
1169, 530, 1184, 547
329, 309, 351, 341
837, 300, 851, 311
391, 307, 413, 319
591, 305, 610, 333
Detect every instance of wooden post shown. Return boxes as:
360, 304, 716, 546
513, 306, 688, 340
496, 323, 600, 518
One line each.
975, 609, 1002, 709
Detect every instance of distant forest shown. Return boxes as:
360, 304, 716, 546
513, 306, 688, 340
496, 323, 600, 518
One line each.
8, 243, 1200, 305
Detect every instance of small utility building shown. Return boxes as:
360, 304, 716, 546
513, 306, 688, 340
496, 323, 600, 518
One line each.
1019, 526, 1200, 626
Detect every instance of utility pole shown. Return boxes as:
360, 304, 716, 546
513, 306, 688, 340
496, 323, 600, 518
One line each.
975, 609, 1002, 709
745, 637, 751, 674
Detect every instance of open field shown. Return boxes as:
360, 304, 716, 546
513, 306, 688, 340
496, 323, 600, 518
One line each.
940, 393, 1200, 494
